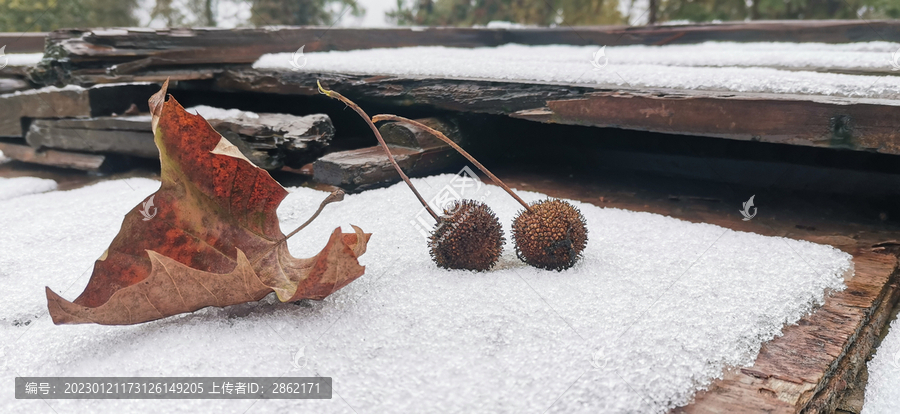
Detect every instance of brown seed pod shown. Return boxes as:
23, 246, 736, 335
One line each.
512, 199, 588, 271
430, 199, 505, 271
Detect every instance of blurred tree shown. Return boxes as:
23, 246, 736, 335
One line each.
249, 0, 363, 26
0, 0, 138, 32
388, 0, 622, 26
657, 0, 900, 22
150, 0, 219, 27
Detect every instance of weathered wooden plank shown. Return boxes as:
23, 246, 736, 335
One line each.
0, 141, 110, 171
21, 111, 334, 170
0, 78, 30, 94
379, 117, 461, 149
211, 112, 333, 169
217, 69, 900, 157
0, 83, 158, 137
523, 91, 900, 155
40, 21, 900, 65
218, 70, 588, 113
313, 117, 462, 188
25, 117, 158, 158
313, 145, 460, 189
0, 87, 90, 137
29, 21, 900, 86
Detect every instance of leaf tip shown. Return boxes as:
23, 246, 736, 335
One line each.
45, 286, 69, 325
317, 80, 331, 97
149, 78, 171, 132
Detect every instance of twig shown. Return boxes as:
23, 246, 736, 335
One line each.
251, 189, 345, 266
318, 81, 440, 221
372, 114, 532, 212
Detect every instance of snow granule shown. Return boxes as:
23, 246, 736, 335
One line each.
254, 42, 900, 99
862, 316, 900, 414
186, 105, 260, 120
0, 175, 852, 413
3, 53, 43, 67
0, 84, 84, 98
0, 177, 57, 201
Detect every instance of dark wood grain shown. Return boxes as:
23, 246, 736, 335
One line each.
216, 69, 900, 156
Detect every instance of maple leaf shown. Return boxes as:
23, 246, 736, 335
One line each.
45, 80, 371, 325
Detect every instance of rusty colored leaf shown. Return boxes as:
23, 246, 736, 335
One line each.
46, 80, 370, 325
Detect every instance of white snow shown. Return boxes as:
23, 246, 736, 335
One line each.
254, 43, 900, 99
185, 105, 260, 120
0, 84, 84, 98
0, 175, 852, 413
0, 177, 57, 201
3, 53, 43, 67
862, 316, 900, 414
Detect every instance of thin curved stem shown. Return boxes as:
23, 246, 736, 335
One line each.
251, 189, 345, 266
372, 114, 531, 212
318, 81, 440, 222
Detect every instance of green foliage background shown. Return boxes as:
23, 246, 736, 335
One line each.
0, 0, 897, 32
0, 0, 139, 32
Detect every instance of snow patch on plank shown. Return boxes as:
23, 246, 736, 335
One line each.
862, 316, 900, 414
0, 177, 57, 201
3, 53, 43, 67
254, 42, 900, 99
0, 175, 851, 413
185, 105, 259, 120
0, 84, 84, 98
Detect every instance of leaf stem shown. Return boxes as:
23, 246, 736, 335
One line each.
371, 114, 532, 212
251, 189, 345, 266
318, 81, 440, 221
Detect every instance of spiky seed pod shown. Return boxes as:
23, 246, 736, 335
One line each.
512, 199, 588, 271
429, 199, 505, 271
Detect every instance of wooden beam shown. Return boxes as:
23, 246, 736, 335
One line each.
217, 69, 900, 156
22, 112, 334, 170
313, 117, 463, 189
31, 21, 900, 86
0, 141, 110, 171
0, 83, 158, 137
518, 91, 900, 155
25, 117, 158, 158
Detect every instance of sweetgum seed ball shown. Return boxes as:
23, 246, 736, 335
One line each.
429, 199, 505, 271
512, 199, 588, 271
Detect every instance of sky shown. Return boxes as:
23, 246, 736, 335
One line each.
134, 0, 648, 28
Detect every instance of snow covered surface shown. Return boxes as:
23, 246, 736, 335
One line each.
0, 177, 57, 201
3, 53, 43, 67
185, 105, 260, 120
254, 42, 900, 99
0, 175, 852, 413
862, 316, 900, 414
0, 84, 85, 98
